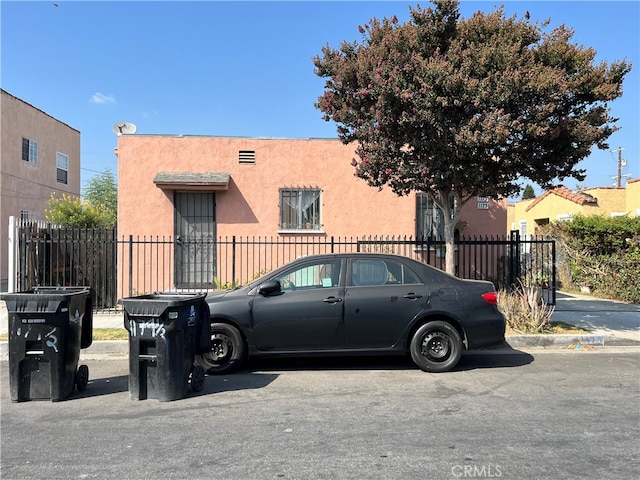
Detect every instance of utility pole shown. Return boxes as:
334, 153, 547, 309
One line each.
610, 147, 627, 187
617, 148, 622, 188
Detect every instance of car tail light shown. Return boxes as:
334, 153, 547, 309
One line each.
481, 292, 499, 305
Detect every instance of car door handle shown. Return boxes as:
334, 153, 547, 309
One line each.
403, 293, 423, 300
323, 296, 343, 304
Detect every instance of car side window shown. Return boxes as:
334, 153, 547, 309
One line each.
352, 259, 422, 286
385, 260, 422, 284
275, 260, 341, 292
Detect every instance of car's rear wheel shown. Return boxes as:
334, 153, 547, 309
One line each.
410, 321, 462, 373
195, 323, 245, 375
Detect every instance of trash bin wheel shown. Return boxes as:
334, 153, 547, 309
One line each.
190, 365, 205, 392
76, 364, 89, 392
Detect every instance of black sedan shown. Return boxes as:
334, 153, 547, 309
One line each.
196, 253, 505, 374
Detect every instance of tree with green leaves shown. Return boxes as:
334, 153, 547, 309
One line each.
522, 184, 536, 200
313, 0, 630, 274
45, 193, 114, 228
83, 169, 117, 226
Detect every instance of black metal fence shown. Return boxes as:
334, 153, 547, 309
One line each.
14, 225, 117, 309
13, 224, 556, 310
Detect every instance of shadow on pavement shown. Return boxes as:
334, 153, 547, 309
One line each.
72, 371, 280, 400
73, 374, 129, 399
197, 372, 279, 396
239, 348, 534, 373
457, 350, 535, 371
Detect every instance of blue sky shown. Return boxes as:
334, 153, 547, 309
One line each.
2, 1, 638, 197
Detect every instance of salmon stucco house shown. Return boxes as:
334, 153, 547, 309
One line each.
116, 134, 507, 291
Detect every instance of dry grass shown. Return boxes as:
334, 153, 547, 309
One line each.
499, 283, 557, 334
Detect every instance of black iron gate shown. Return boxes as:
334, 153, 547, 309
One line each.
174, 192, 217, 288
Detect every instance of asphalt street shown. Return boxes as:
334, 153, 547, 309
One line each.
1, 290, 638, 479
1, 349, 639, 480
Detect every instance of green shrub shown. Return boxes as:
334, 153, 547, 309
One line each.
541, 215, 640, 303
45, 193, 114, 228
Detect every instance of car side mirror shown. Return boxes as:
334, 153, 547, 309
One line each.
258, 280, 281, 295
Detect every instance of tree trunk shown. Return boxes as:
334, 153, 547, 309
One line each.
443, 211, 456, 275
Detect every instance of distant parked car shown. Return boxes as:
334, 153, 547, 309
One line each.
196, 253, 505, 374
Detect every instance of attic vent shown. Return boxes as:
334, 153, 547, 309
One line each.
239, 150, 256, 164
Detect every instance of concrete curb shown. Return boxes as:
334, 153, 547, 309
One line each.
504, 334, 640, 348
1, 334, 639, 359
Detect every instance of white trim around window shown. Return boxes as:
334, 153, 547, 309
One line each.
56, 152, 69, 184
22, 137, 38, 164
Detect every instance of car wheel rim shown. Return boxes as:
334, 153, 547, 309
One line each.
209, 333, 232, 362
421, 332, 451, 361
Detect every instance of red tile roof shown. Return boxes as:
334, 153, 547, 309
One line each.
525, 185, 597, 212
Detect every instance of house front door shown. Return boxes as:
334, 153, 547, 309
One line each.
174, 192, 216, 288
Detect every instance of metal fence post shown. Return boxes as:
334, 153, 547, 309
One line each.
551, 239, 557, 305
509, 230, 520, 286
128, 235, 133, 297
232, 235, 236, 287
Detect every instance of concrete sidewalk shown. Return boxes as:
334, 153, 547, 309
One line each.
551, 291, 640, 343
1, 291, 639, 358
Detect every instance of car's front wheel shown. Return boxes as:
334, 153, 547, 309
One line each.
410, 321, 462, 373
195, 323, 245, 375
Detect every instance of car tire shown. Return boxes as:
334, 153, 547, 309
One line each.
195, 323, 245, 375
410, 321, 462, 373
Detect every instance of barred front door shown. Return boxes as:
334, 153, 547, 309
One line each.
174, 192, 216, 288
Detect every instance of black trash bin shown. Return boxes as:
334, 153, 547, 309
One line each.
121, 292, 211, 402
1, 286, 93, 402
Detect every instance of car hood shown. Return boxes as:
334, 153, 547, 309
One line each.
206, 289, 233, 302
206, 285, 251, 304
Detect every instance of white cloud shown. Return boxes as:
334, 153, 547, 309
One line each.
90, 92, 116, 104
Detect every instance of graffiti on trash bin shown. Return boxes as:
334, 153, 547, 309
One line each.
128, 319, 166, 339
188, 306, 197, 326
13, 325, 59, 353
45, 329, 59, 353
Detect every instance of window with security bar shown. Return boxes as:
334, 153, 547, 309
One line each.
280, 188, 321, 230
416, 193, 455, 240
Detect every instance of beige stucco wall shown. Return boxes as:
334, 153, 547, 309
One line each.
0, 90, 80, 290
626, 179, 640, 216
582, 187, 627, 216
